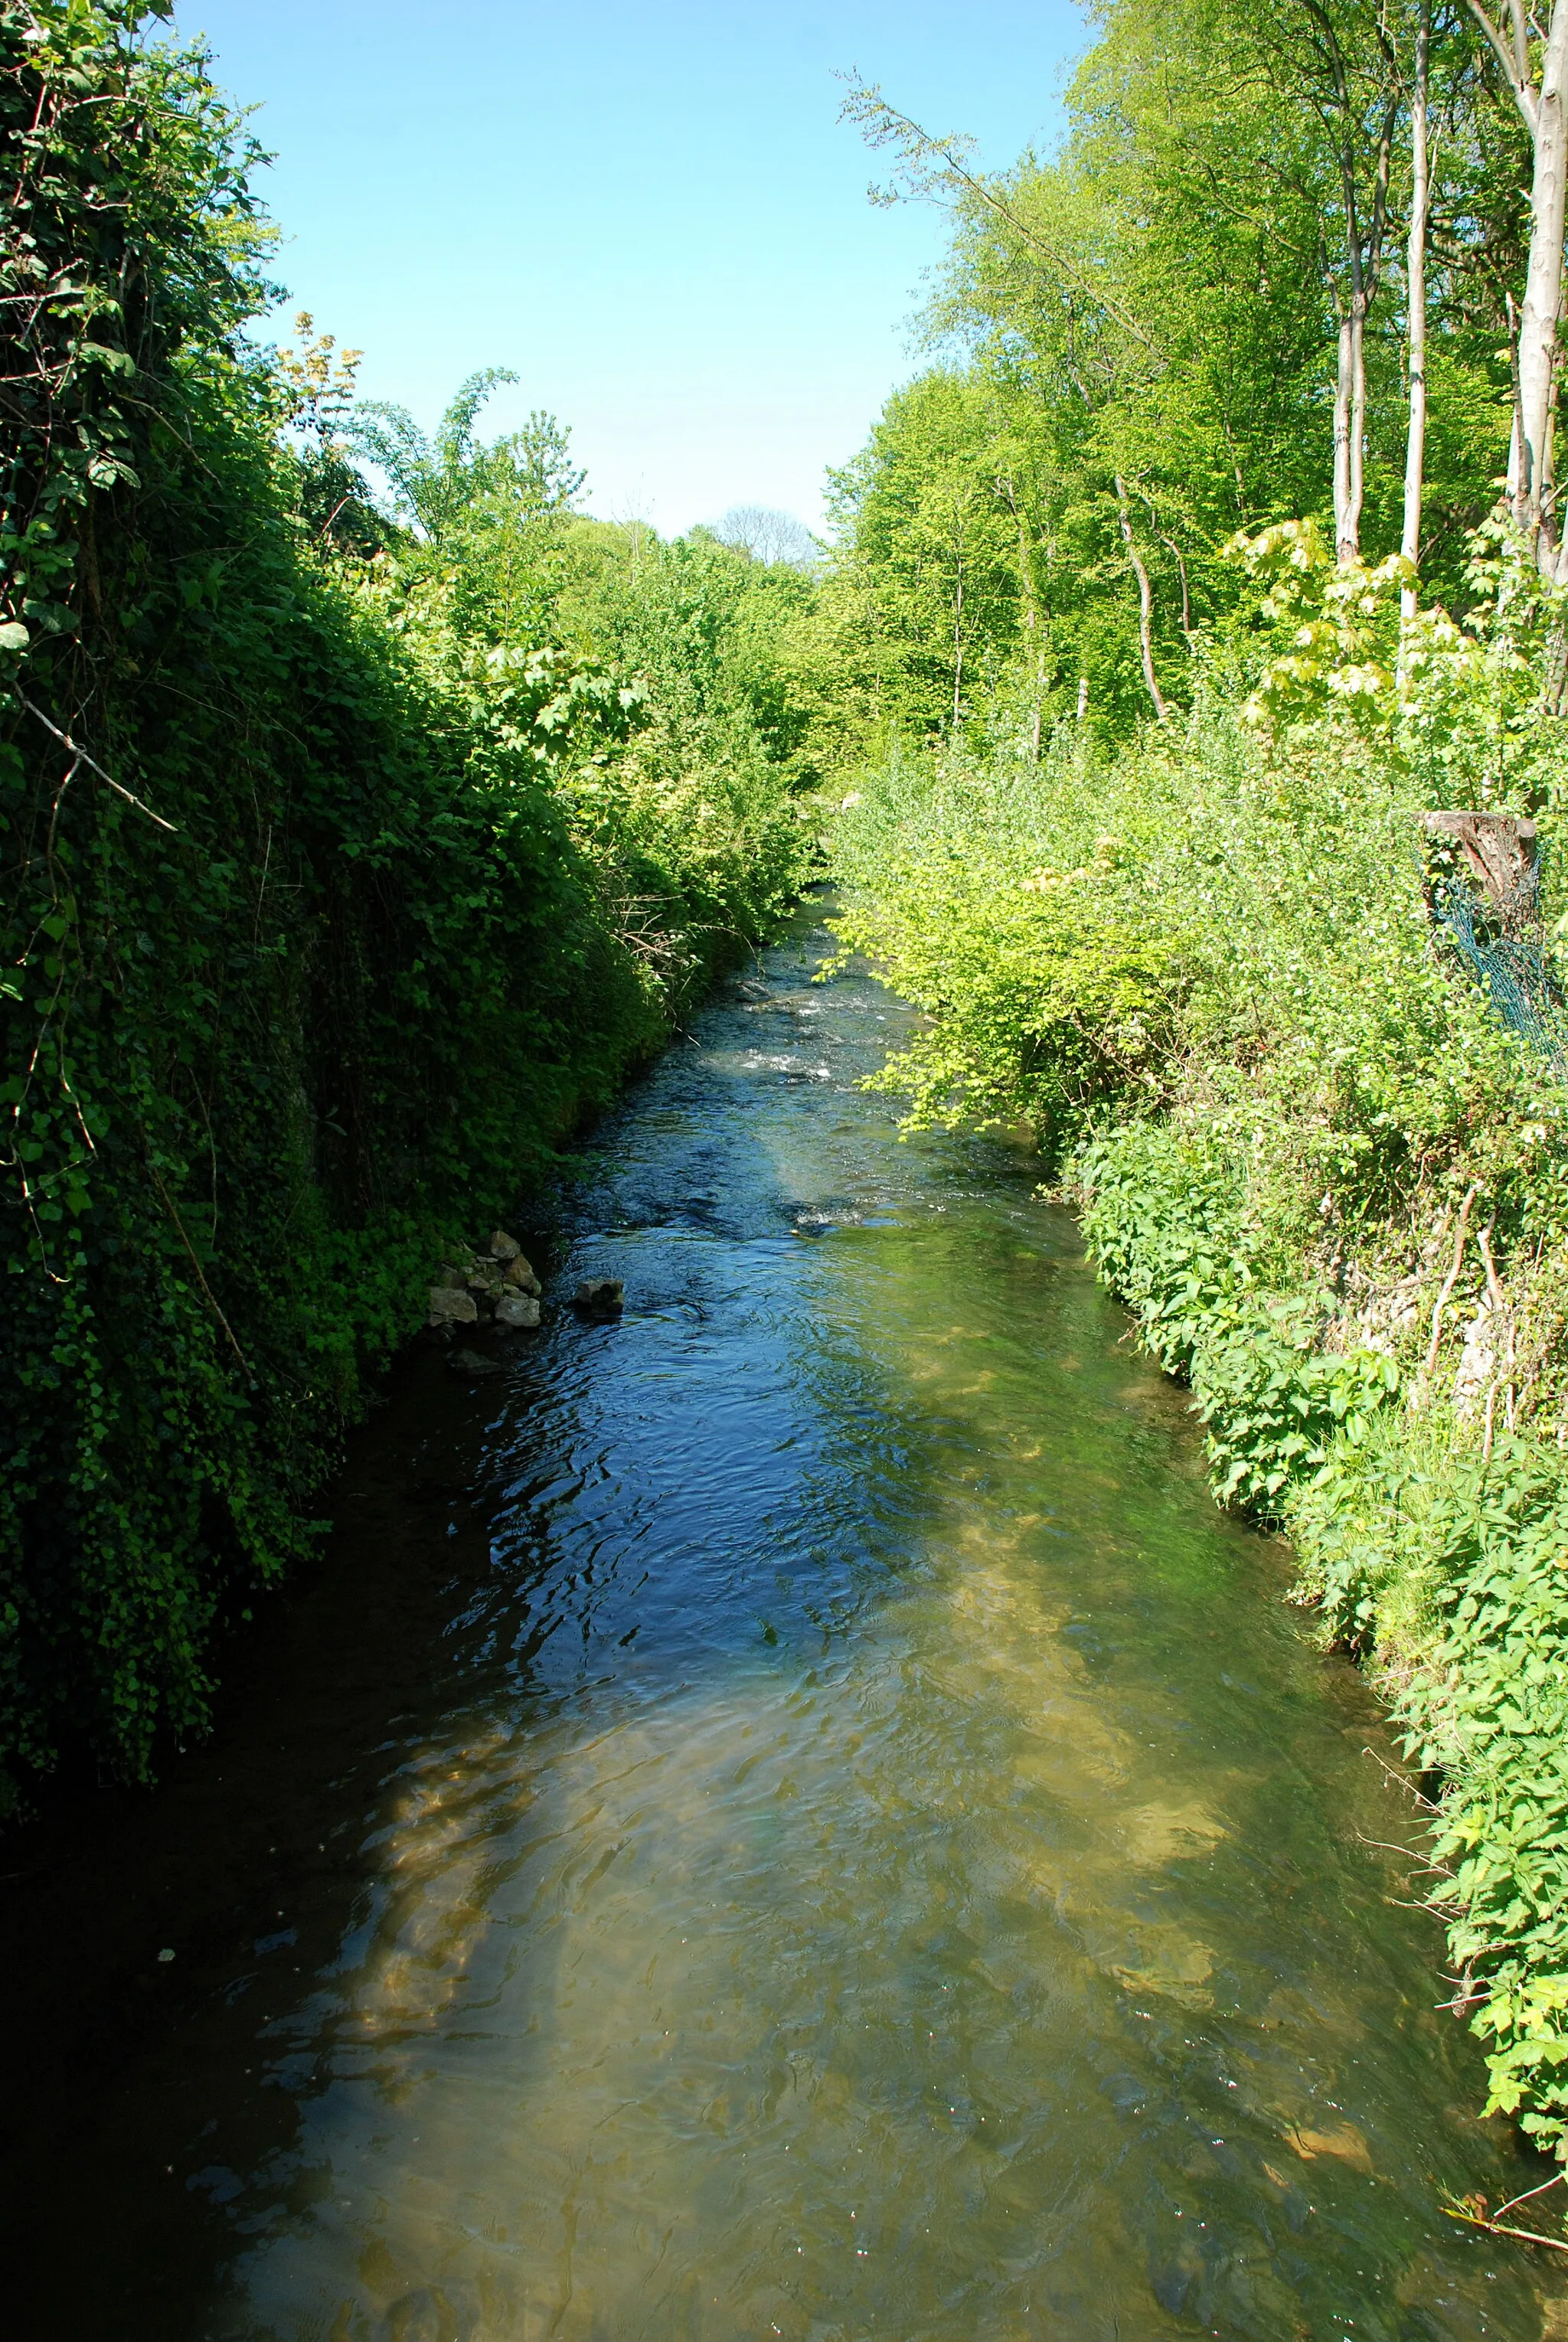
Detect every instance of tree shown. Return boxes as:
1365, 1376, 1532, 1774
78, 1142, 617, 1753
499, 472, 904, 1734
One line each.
274, 312, 388, 555
711, 505, 817, 567
1267, 1, 1403, 564
348, 371, 585, 542
821, 373, 1021, 737
1465, 1, 1568, 569
829, 0, 1519, 746
1403, 0, 1432, 619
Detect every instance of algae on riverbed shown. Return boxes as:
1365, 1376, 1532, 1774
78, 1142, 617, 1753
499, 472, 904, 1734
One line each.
2, 909, 1553, 2340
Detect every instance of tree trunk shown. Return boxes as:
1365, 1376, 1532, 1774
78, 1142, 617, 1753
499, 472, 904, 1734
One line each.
1335, 136, 1368, 565
1116, 474, 1168, 721
1332, 299, 1357, 563
1518, 12, 1568, 554
1348, 303, 1368, 557
1403, 0, 1430, 626
952, 560, 964, 730
1468, 2, 1568, 563
1158, 532, 1194, 638
1338, 116, 1393, 563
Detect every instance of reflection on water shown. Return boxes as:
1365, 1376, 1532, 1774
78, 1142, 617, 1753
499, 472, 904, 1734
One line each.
8, 903, 1563, 2339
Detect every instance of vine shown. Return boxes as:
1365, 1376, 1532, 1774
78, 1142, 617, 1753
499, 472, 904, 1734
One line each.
0, 2, 811, 1802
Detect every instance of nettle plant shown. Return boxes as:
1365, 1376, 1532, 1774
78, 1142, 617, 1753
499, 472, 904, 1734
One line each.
1227, 516, 1566, 808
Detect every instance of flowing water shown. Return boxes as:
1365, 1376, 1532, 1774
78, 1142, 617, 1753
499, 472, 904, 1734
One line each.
4, 899, 1561, 2340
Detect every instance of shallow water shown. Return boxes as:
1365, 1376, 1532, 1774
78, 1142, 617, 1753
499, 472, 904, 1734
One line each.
4, 900, 1561, 2339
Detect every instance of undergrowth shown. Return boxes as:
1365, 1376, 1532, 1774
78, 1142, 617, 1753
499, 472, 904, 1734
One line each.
0, 3, 813, 1802
833, 688, 1568, 2157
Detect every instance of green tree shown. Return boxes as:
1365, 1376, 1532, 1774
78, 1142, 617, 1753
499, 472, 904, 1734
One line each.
820, 371, 1021, 738
348, 370, 585, 541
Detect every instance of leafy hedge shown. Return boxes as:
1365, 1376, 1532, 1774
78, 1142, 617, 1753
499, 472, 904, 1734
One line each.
0, 2, 808, 1801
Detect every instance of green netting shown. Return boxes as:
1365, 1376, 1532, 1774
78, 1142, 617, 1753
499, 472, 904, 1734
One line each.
1432, 867, 1568, 1075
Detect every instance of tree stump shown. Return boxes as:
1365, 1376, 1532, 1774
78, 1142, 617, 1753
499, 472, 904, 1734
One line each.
1419, 812, 1539, 935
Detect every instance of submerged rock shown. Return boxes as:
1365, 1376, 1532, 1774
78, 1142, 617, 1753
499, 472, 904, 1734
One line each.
573, 1277, 624, 1316
428, 1286, 478, 1326
495, 1292, 541, 1331
382, 2288, 458, 2342
450, 1347, 503, 1377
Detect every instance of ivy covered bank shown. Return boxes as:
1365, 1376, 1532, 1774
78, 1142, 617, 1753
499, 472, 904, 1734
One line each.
0, 4, 815, 1801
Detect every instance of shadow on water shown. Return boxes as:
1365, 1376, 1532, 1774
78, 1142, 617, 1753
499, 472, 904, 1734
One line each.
2, 896, 1566, 2340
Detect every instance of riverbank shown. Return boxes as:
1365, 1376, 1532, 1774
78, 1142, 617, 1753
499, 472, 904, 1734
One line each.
831, 707, 1568, 2170
0, 5, 822, 1812
3, 903, 1553, 2340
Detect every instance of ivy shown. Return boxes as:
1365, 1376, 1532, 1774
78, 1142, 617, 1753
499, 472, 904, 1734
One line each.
0, 3, 810, 1804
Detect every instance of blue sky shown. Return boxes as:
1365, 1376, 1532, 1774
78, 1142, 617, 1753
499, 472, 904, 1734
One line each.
170, 1, 1089, 537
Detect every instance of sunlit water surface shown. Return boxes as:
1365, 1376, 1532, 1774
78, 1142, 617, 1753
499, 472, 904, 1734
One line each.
17, 903, 1565, 2340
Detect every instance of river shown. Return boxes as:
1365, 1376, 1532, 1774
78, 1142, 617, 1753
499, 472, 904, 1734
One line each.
2, 897, 1558, 2340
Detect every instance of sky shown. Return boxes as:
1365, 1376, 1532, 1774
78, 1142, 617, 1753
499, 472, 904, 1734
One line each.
168, 0, 1089, 538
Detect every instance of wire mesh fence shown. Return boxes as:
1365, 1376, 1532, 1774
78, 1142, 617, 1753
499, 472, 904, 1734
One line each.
1430, 860, 1568, 1076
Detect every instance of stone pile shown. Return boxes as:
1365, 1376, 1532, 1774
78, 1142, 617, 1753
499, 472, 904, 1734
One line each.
429, 1230, 544, 1332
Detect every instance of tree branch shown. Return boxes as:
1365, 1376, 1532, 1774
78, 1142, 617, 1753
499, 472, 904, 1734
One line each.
18, 697, 178, 831
1468, 0, 1541, 129
836, 76, 1164, 358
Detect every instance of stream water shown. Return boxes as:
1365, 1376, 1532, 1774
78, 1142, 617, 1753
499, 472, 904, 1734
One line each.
2, 897, 1560, 2340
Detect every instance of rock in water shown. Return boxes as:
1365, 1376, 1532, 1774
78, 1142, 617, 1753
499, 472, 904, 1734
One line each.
450, 1347, 503, 1377
488, 1230, 521, 1262
495, 1293, 541, 1331
428, 1286, 478, 1326
383, 2290, 458, 2342
573, 1277, 624, 1316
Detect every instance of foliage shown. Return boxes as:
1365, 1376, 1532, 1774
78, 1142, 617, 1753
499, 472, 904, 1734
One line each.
1078, 1123, 1401, 1509
817, 0, 1518, 751
832, 640, 1568, 2152
0, 2, 814, 1803
820, 373, 1025, 737
829, 759, 1184, 1143
1230, 516, 1568, 808
349, 369, 586, 544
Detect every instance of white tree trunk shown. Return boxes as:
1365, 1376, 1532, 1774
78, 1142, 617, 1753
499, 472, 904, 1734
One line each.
1403, 0, 1430, 624
1349, 303, 1368, 552
1116, 475, 1168, 721
1339, 133, 1392, 563
1519, 15, 1568, 549
952, 560, 965, 730
1333, 304, 1357, 563
1468, 2, 1568, 560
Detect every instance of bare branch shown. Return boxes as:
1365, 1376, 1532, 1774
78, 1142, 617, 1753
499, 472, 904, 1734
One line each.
18, 696, 178, 831
836, 74, 1164, 359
